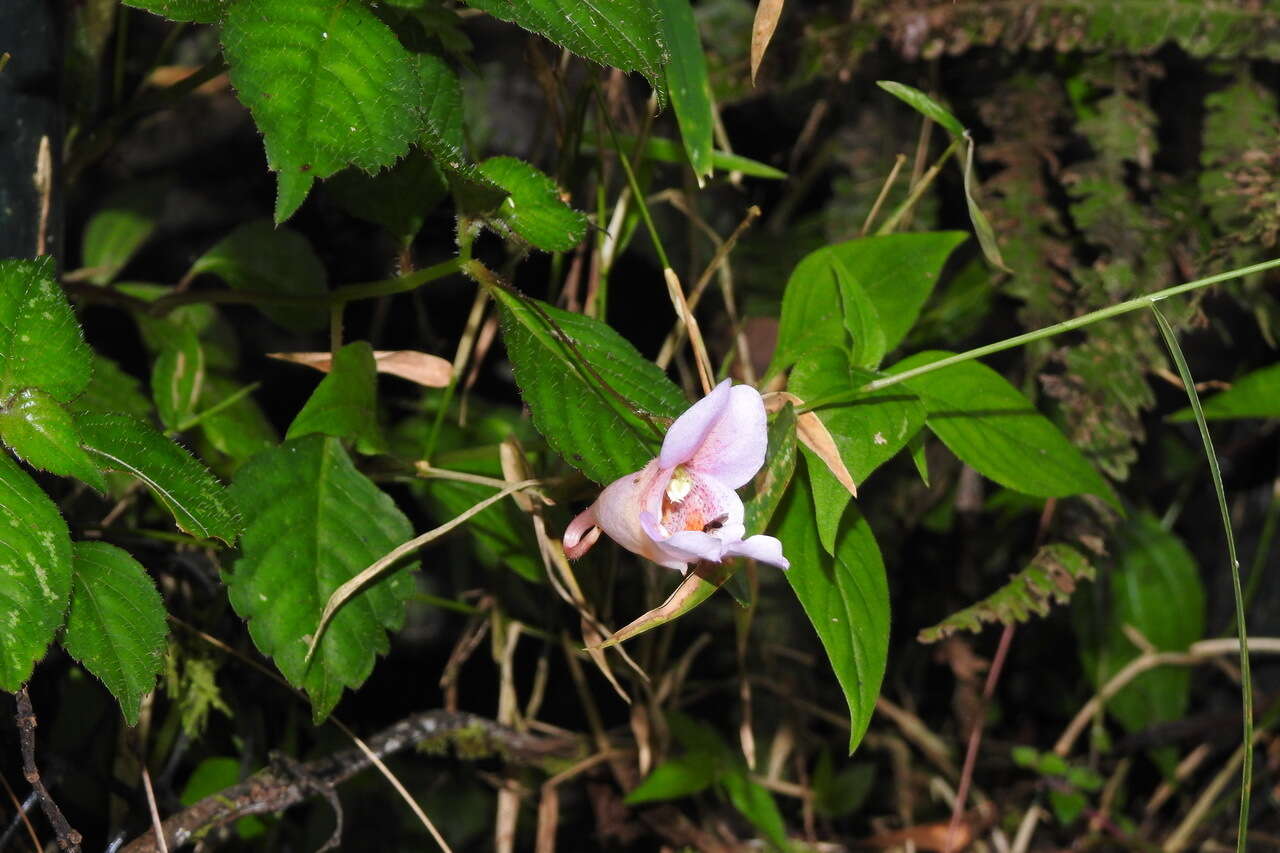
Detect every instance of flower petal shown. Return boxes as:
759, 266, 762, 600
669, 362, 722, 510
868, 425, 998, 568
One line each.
662, 530, 728, 563
726, 535, 790, 569
683, 384, 768, 489
563, 505, 601, 558
659, 379, 732, 469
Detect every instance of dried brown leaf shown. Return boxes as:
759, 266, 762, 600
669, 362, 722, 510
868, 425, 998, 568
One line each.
270, 349, 452, 387
750, 0, 785, 84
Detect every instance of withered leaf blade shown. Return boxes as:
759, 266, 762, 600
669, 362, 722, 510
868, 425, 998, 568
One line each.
750, 0, 785, 84
270, 349, 453, 387
765, 391, 857, 497
591, 562, 732, 649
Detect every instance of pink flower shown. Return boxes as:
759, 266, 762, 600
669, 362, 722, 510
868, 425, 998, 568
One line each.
563, 379, 789, 573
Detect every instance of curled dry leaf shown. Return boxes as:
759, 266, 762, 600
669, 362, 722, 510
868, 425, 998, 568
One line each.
764, 391, 857, 497
270, 350, 452, 387
750, 0, 785, 84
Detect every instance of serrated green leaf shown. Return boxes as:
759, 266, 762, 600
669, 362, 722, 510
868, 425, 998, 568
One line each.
225, 435, 417, 722
197, 375, 278, 466
77, 412, 241, 543
918, 544, 1095, 643
1076, 514, 1204, 736
188, 219, 328, 331
891, 351, 1118, 507
221, 0, 422, 222
461, 0, 667, 100
493, 288, 688, 484
287, 341, 387, 455
325, 150, 447, 247
0, 257, 92, 403
152, 324, 206, 433
122, 0, 223, 22
478, 157, 588, 252
777, 474, 889, 753
61, 542, 168, 726
657, 0, 714, 182
78, 354, 153, 418
877, 80, 965, 138
0, 388, 107, 491
80, 182, 165, 285
0, 452, 73, 691
1170, 362, 1280, 421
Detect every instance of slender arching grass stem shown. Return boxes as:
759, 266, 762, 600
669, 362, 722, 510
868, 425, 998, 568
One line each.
798, 256, 1280, 411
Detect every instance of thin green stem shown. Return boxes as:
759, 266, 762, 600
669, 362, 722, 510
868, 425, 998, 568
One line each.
799, 257, 1280, 410
875, 138, 960, 236
1151, 303, 1251, 853
592, 89, 671, 271
172, 382, 262, 434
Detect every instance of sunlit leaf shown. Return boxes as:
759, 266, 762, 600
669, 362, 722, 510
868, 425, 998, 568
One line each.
1170, 361, 1280, 421
478, 157, 588, 252
225, 435, 417, 722
286, 341, 388, 455
891, 351, 1118, 507
777, 474, 889, 753
0, 452, 73, 691
656, 0, 714, 182
77, 412, 242, 544
61, 542, 168, 726
0, 388, 106, 491
461, 0, 667, 101
221, 0, 423, 222
0, 257, 92, 403
493, 287, 688, 484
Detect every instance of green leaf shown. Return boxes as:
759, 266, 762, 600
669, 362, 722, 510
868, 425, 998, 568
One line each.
325, 151, 447, 247
221, 0, 422, 222
493, 288, 688, 484
0, 257, 92, 403
77, 412, 242, 544
61, 542, 168, 726
0, 452, 73, 691
152, 324, 206, 433
656, 0, 714, 182
876, 80, 965, 138
812, 754, 874, 819
1075, 514, 1204, 735
772, 233, 966, 373
960, 133, 1011, 273
777, 474, 889, 753
478, 157, 588, 252
1170, 362, 1280, 421
461, 0, 667, 100
286, 341, 387, 455
625, 755, 717, 804
225, 435, 417, 722
0, 388, 107, 491
917, 544, 1095, 643
196, 375, 278, 466
122, 0, 223, 22
831, 258, 886, 369
188, 219, 328, 331
891, 351, 1118, 507
792, 348, 926, 486
743, 404, 799, 535
80, 182, 165, 285
78, 354, 153, 418
721, 771, 791, 852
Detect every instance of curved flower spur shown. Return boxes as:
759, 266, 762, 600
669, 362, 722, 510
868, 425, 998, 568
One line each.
563, 379, 789, 572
